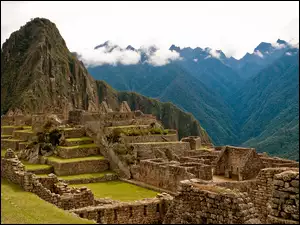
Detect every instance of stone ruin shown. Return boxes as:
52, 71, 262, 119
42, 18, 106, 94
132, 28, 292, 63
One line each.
1, 100, 299, 224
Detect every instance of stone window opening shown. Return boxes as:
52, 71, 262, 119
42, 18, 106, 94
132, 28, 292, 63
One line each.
114, 209, 117, 220
79, 213, 84, 218
156, 204, 160, 213
143, 205, 147, 216
129, 206, 133, 217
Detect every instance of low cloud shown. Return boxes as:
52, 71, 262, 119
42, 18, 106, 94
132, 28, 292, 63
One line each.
285, 52, 292, 56
193, 58, 198, 62
78, 44, 141, 67
78, 42, 181, 67
209, 49, 221, 59
271, 42, 286, 49
254, 50, 264, 58
145, 48, 181, 66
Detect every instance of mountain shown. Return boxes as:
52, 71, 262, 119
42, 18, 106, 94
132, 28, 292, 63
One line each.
230, 39, 293, 79
1, 18, 99, 114
236, 48, 299, 160
1, 17, 212, 142
88, 61, 238, 145
86, 40, 299, 160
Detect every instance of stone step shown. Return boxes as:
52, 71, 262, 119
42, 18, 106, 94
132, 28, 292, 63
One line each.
18, 141, 31, 150
105, 125, 150, 133
1, 126, 30, 135
12, 129, 34, 142
64, 137, 94, 146
1, 139, 24, 151
22, 161, 54, 175
56, 171, 118, 184
130, 141, 191, 160
46, 155, 109, 176
1, 134, 13, 139
123, 133, 178, 143
59, 127, 86, 138
57, 143, 100, 159
107, 117, 158, 127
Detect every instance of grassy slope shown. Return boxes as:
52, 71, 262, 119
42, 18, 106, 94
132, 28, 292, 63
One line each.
1, 179, 95, 224
70, 181, 158, 202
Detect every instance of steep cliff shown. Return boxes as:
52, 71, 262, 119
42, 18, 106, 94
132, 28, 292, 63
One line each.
1, 18, 99, 114
1, 17, 212, 143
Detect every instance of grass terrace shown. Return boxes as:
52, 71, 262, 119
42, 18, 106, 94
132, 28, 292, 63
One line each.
1, 134, 12, 138
57, 143, 97, 149
21, 161, 52, 171
57, 171, 115, 180
65, 137, 93, 142
1, 138, 23, 142
1, 149, 7, 157
1, 125, 32, 129
47, 155, 105, 163
70, 181, 158, 202
13, 129, 34, 133
1, 179, 95, 224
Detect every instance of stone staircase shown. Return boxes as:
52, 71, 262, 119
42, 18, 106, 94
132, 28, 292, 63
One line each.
1, 125, 117, 184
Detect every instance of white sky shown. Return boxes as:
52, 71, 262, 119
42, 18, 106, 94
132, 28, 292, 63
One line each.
1, 1, 299, 59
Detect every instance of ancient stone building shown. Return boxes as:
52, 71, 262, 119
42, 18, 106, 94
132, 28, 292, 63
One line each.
214, 146, 265, 181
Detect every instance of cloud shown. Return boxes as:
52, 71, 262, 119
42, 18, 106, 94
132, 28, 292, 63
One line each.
285, 52, 292, 56
145, 48, 182, 66
254, 50, 264, 58
78, 44, 141, 67
206, 48, 221, 59
271, 42, 286, 49
193, 58, 198, 62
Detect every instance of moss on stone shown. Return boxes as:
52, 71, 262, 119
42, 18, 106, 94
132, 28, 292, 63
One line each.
65, 137, 93, 142
58, 171, 115, 180
47, 155, 105, 163
57, 143, 97, 149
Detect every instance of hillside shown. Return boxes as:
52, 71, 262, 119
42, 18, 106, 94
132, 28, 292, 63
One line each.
1, 17, 212, 143
87, 41, 299, 160
88, 61, 238, 145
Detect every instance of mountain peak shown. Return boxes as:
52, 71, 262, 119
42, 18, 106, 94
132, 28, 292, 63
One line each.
169, 44, 180, 52
276, 39, 288, 45
126, 45, 136, 51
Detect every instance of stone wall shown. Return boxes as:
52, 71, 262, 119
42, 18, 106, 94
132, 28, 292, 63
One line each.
1, 149, 95, 210
32, 114, 64, 132
181, 136, 202, 150
60, 173, 119, 185
1, 115, 32, 126
259, 156, 299, 168
47, 158, 109, 176
131, 159, 212, 192
163, 179, 260, 224
248, 167, 299, 222
57, 146, 100, 159
267, 170, 299, 224
122, 133, 178, 143
69, 193, 173, 224
131, 142, 191, 160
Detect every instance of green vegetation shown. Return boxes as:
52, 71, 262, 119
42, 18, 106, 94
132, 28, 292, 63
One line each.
13, 129, 34, 133
1, 126, 32, 129
1, 149, 7, 157
1, 138, 23, 142
1, 179, 95, 224
58, 171, 115, 180
1, 134, 12, 138
65, 137, 93, 142
70, 181, 158, 202
21, 161, 52, 171
47, 155, 105, 163
57, 143, 97, 149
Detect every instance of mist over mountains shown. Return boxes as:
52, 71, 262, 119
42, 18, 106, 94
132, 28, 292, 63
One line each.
85, 39, 299, 160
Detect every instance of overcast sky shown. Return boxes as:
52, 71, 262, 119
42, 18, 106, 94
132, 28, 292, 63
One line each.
1, 1, 299, 59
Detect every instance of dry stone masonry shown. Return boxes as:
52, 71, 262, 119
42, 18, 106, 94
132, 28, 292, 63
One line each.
1, 100, 299, 224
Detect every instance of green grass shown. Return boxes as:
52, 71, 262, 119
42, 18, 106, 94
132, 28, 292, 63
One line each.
65, 137, 93, 142
1, 126, 32, 129
1, 149, 7, 157
21, 161, 52, 171
133, 141, 180, 144
1, 179, 95, 224
1, 134, 12, 138
108, 125, 149, 129
58, 171, 115, 180
47, 155, 105, 163
57, 143, 97, 149
13, 129, 34, 133
1, 138, 23, 142
59, 127, 79, 131
70, 181, 158, 202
